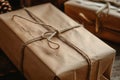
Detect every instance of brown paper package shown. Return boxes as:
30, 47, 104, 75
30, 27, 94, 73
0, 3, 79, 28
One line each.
65, 0, 120, 43
0, 3, 115, 80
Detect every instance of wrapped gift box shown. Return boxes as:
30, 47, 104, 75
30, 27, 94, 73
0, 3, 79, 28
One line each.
0, 3, 115, 80
65, 0, 120, 43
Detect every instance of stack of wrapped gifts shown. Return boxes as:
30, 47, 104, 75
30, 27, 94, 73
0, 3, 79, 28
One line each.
65, 0, 120, 43
0, 3, 115, 80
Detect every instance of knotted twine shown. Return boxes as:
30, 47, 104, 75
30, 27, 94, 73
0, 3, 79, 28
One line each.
12, 8, 92, 80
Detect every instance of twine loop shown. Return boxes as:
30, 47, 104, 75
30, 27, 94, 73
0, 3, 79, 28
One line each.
41, 31, 60, 49
12, 14, 60, 50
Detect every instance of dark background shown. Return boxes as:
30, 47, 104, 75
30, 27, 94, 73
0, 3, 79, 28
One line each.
8, 0, 21, 10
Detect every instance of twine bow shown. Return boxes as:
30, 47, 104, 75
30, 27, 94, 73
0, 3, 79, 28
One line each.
42, 31, 60, 49
12, 15, 60, 50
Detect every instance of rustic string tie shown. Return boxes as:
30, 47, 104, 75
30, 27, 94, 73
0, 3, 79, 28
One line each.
12, 15, 60, 50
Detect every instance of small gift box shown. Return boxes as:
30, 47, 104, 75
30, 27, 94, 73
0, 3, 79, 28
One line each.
0, 3, 115, 80
65, 0, 120, 43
